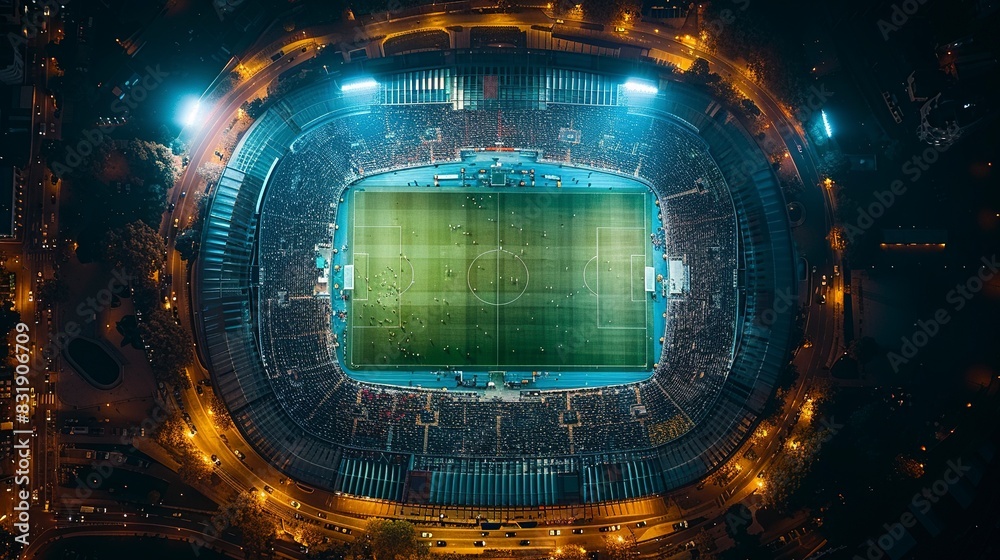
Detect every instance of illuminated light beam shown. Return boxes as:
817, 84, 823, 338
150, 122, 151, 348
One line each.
341, 78, 379, 92
822, 110, 833, 138
178, 97, 202, 128
623, 79, 658, 95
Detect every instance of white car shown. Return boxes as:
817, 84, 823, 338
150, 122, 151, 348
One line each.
548, 529, 561, 536
420, 532, 433, 538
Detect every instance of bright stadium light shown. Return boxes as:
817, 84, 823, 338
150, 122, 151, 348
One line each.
341, 78, 379, 92
623, 79, 658, 95
822, 110, 833, 138
178, 96, 202, 128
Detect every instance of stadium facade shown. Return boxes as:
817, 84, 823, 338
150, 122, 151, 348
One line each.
197, 50, 797, 508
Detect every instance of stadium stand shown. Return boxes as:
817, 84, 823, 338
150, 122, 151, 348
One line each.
198, 50, 796, 508
383, 30, 451, 56
469, 26, 526, 49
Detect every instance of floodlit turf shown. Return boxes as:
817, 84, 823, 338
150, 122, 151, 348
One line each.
347, 188, 652, 370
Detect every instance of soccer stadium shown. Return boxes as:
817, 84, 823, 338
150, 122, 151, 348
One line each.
197, 49, 797, 511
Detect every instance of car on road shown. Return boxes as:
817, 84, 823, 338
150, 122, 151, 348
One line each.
421, 532, 433, 538
821, 274, 828, 286
435, 541, 447, 547
234, 449, 246, 460
833, 265, 840, 276
548, 529, 561, 536
316, 511, 327, 519
571, 528, 584, 534
818, 293, 826, 305
673, 521, 688, 530
294, 512, 304, 520
505, 532, 516, 537
210, 454, 221, 466
473, 541, 486, 547
264, 485, 274, 494
635, 521, 647, 527
290, 500, 301, 509
519, 540, 531, 546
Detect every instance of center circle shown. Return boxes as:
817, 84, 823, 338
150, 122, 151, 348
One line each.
467, 249, 529, 306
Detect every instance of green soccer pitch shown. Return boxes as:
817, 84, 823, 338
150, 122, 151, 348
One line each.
346, 189, 654, 370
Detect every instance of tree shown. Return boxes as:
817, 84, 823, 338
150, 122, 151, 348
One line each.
174, 228, 200, 262
604, 533, 637, 560
177, 447, 213, 485
138, 306, 193, 388
699, 0, 810, 108
351, 519, 426, 560
688, 58, 711, 80
550, 545, 588, 560
741, 98, 762, 118
210, 71, 241, 100
103, 221, 164, 287
215, 491, 276, 560
719, 504, 769, 560
119, 138, 178, 190
208, 392, 234, 432
176, 193, 210, 262
580, 0, 639, 24
152, 410, 210, 483
197, 162, 224, 185
241, 98, 267, 120
286, 521, 329, 555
